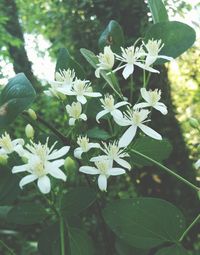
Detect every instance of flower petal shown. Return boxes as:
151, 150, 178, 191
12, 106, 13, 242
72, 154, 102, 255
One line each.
135, 62, 159, 73
48, 146, 70, 160
37, 176, 51, 194
111, 109, 123, 119
96, 109, 109, 123
84, 92, 102, 98
154, 104, 168, 115
122, 64, 134, 79
77, 95, 87, 104
107, 167, 126, 176
79, 166, 100, 175
80, 113, 87, 121
157, 55, 173, 61
194, 159, 200, 169
90, 155, 109, 162
114, 116, 131, 126
48, 167, 67, 181
89, 143, 100, 149
118, 125, 137, 147
19, 174, 37, 189
74, 147, 83, 159
69, 118, 76, 126
133, 102, 150, 110
98, 174, 107, 191
12, 164, 28, 173
115, 158, 131, 170
139, 123, 162, 140
114, 101, 129, 109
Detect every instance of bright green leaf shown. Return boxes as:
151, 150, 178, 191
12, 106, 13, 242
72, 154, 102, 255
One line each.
148, 0, 168, 23
130, 137, 172, 167
86, 127, 111, 140
103, 198, 186, 249
98, 20, 124, 52
145, 21, 196, 64
61, 187, 97, 218
69, 228, 94, 255
7, 203, 47, 225
0, 73, 36, 128
56, 48, 85, 79
155, 244, 188, 255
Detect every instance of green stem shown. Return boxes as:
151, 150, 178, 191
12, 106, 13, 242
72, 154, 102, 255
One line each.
130, 75, 134, 103
131, 149, 200, 192
59, 216, 65, 255
108, 118, 113, 135
143, 69, 146, 88
179, 214, 200, 242
0, 240, 16, 255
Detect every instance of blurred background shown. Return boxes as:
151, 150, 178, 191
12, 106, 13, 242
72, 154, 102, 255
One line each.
0, 0, 200, 254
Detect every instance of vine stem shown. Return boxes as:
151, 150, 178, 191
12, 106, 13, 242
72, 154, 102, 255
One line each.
59, 216, 65, 255
0, 240, 16, 255
131, 149, 200, 192
179, 214, 200, 242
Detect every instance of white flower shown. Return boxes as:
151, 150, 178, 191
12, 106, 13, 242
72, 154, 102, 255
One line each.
194, 159, 200, 170
95, 46, 115, 78
0, 132, 24, 157
44, 69, 75, 98
114, 45, 159, 79
12, 139, 70, 194
143, 39, 173, 66
74, 136, 100, 159
79, 160, 126, 191
134, 88, 168, 115
96, 94, 129, 123
114, 108, 162, 147
59, 78, 102, 104
66, 102, 87, 125
90, 141, 131, 170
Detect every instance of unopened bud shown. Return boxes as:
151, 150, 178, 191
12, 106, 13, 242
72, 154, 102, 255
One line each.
0, 154, 8, 165
189, 118, 199, 129
25, 124, 34, 139
27, 108, 37, 120
64, 156, 77, 173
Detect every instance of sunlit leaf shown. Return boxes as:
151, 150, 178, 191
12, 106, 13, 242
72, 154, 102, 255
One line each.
148, 0, 168, 23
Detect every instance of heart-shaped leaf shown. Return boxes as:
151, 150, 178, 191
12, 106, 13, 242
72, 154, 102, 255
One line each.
145, 21, 196, 64
56, 48, 85, 79
103, 198, 186, 249
0, 73, 36, 128
155, 244, 188, 255
98, 20, 124, 52
148, 0, 168, 23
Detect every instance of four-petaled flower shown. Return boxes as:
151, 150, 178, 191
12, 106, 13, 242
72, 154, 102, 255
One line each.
59, 78, 102, 104
12, 139, 70, 194
95, 46, 115, 78
96, 94, 129, 122
134, 88, 168, 115
74, 136, 100, 159
114, 108, 162, 147
0, 132, 24, 158
90, 141, 131, 170
79, 160, 126, 191
66, 102, 87, 125
143, 39, 173, 67
45, 69, 75, 98
114, 45, 159, 79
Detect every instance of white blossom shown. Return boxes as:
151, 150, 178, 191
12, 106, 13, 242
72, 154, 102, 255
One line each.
12, 139, 70, 194
134, 88, 168, 115
95, 46, 115, 78
96, 95, 129, 122
44, 69, 75, 98
59, 78, 102, 104
194, 159, 200, 170
90, 141, 131, 170
79, 160, 126, 191
74, 136, 100, 159
114, 45, 159, 79
114, 108, 162, 147
143, 39, 173, 66
0, 132, 24, 157
66, 102, 87, 125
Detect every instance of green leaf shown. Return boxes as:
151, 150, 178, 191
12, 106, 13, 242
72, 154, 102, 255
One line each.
56, 48, 85, 79
80, 48, 123, 98
98, 20, 124, 52
148, 0, 168, 23
155, 244, 188, 255
145, 21, 196, 64
0, 73, 36, 128
69, 228, 94, 255
61, 187, 97, 218
86, 127, 111, 140
130, 137, 172, 167
115, 239, 148, 255
7, 203, 47, 225
0, 167, 21, 205
103, 198, 186, 249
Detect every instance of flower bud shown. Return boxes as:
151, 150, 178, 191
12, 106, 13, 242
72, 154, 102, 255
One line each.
189, 118, 199, 129
0, 154, 8, 165
25, 124, 34, 139
27, 108, 37, 120
64, 156, 77, 173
